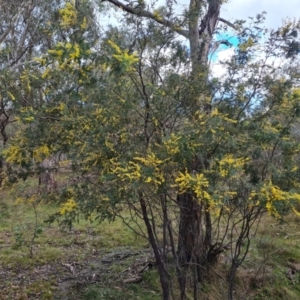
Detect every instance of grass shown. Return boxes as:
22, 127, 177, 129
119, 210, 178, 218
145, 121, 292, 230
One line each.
1, 177, 300, 299
0, 178, 157, 300
231, 214, 300, 300
82, 269, 161, 300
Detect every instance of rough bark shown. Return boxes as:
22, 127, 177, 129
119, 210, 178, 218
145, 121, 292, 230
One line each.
177, 191, 203, 298
198, 1, 221, 64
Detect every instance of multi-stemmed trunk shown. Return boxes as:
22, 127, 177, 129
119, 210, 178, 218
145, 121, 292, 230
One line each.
104, 1, 222, 299
177, 191, 215, 299
176, 2, 221, 298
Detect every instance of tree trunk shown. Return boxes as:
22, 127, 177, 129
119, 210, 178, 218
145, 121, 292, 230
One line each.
39, 155, 58, 191
175, 3, 222, 296
177, 192, 202, 268
39, 171, 57, 191
177, 193, 217, 298
0, 111, 9, 187
139, 192, 170, 300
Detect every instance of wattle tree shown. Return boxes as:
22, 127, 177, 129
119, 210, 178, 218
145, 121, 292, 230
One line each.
2, 1, 300, 299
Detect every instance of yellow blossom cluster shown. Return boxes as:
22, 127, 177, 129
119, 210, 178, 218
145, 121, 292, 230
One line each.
59, 198, 77, 215
209, 108, 237, 124
59, 1, 77, 28
45, 103, 65, 113
3, 133, 30, 164
20, 69, 33, 92
163, 133, 181, 156
4, 145, 25, 164
134, 153, 165, 185
112, 161, 142, 182
47, 42, 83, 65
110, 152, 166, 187
218, 155, 248, 177
107, 40, 139, 72
134, 152, 164, 167
260, 182, 300, 217
174, 170, 210, 201
33, 145, 51, 162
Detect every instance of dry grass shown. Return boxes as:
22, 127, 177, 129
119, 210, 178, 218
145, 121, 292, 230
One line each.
1, 177, 300, 299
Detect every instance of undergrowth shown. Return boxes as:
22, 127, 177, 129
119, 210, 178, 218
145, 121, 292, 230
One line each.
1, 177, 300, 299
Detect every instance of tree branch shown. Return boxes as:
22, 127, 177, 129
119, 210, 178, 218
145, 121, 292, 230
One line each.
0, 10, 21, 44
103, 0, 189, 38
218, 17, 237, 30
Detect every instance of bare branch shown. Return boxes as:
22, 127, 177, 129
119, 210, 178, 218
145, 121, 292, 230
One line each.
103, 0, 189, 38
0, 9, 21, 44
218, 17, 237, 30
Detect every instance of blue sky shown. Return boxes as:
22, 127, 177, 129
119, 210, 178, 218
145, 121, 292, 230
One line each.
221, 0, 300, 30
210, 0, 300, 69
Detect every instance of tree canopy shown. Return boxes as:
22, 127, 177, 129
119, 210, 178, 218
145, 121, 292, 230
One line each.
1, 1, 300, 299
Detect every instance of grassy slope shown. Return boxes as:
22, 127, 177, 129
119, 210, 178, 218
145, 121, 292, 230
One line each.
0, 179, 160, 300
1, 179, 300, 299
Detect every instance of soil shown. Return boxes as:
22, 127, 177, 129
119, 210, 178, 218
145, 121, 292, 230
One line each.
0, 246, 155, 300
